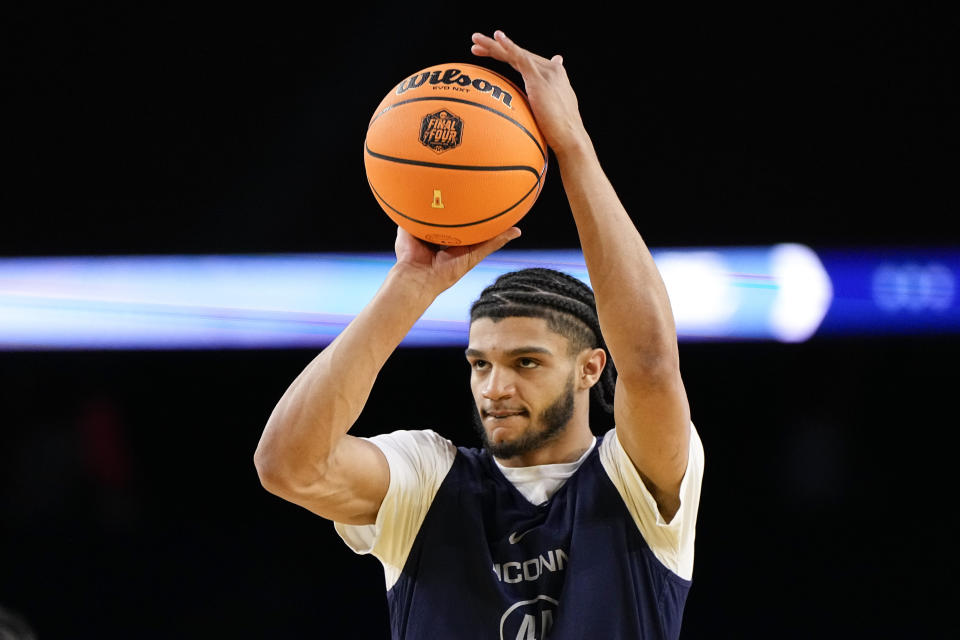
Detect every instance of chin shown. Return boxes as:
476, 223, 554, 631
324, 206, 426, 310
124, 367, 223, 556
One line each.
487, 426, 518, 446
472, 406, 553, 459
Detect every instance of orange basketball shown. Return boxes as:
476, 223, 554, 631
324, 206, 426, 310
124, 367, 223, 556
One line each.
364, 62, 548, 246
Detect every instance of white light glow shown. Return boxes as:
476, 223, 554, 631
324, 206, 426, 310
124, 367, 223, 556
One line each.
769, 243, 833, 342
656, 251, 740, 331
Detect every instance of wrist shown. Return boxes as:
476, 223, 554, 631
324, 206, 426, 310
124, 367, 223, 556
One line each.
387, 262, 447, 302
552, 132, 597, 168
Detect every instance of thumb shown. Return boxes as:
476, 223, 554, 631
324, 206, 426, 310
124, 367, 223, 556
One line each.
473, 227, 522, 261
435, 227, 521, 289
446, 227, 521, 272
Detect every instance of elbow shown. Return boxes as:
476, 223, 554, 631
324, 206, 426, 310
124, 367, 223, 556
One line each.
253, 445, 288, 496
253, 437, 304, 498
253, 438, 331, 501
253, 413, 300, 494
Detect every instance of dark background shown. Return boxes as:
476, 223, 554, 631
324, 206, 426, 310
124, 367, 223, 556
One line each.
2, 2, 957, 638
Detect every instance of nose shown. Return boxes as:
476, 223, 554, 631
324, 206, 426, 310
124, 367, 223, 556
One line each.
481, 365, 515, 401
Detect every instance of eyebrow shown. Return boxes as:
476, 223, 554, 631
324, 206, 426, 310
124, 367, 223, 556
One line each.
464, 346, 554, 358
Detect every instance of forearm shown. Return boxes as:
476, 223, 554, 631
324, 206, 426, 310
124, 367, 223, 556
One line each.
254, 264, 439, 481
556, 140, 678, 375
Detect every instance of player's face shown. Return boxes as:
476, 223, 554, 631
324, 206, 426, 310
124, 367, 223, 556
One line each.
466, 316, 578, 458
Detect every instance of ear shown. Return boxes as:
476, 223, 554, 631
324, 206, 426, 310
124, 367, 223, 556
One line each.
576, 348, 607, 391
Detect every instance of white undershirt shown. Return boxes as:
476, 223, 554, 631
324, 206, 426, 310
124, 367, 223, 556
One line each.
493, 437, 597, 505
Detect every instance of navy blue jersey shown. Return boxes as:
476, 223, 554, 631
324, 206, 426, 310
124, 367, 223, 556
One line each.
384, 434, 691, 639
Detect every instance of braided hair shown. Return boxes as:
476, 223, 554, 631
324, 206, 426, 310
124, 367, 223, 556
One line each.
469, 267, 617, 414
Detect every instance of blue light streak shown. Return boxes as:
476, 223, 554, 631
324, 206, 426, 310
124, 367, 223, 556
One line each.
0, 245, 956, 350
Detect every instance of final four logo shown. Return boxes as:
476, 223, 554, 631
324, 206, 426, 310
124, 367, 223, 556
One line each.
419, 110, 463, 153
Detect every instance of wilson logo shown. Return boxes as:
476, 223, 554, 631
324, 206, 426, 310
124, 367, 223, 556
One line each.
419, 110, 463, 153
397, 67, 514, 108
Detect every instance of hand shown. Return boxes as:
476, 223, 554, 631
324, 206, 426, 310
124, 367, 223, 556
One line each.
471, 30, 590, 158
393, 226, 521, 294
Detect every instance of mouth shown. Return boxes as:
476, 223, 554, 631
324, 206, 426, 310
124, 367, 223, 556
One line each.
482, 409, 528, 420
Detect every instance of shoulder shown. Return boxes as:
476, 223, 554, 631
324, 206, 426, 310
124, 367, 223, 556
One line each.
367, 429, 458, 467
598, 423, 704, 580
599, 424, 704, 507
334, 429, 460, 574
599, 424, 704, 474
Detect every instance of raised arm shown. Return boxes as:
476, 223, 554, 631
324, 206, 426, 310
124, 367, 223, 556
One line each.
254, 227, 520, 525
472, 31, 690, 519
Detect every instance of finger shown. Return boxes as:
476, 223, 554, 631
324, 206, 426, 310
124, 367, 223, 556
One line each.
395, 226, 434, 255
471, 31, 492, 45
474, 30, 553, 66
470, 227, 522, 262
472, 30, 544, 75
470, 43, 492, 57
492, 31, 549, 73
396, 226, 421, 246
470, 32, 505, 60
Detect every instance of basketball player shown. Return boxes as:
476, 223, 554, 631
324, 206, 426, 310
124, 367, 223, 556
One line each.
255, 30, 704, 639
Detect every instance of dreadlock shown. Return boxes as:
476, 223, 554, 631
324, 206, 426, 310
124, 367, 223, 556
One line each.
469, 267, 617, 414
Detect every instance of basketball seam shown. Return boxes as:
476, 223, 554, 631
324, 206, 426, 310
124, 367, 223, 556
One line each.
368, 173, 544, 228
368, 96, 546, 162
365, 144, 542, 178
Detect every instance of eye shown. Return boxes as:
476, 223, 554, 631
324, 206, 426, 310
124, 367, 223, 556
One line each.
517, 358, 539, 369
471, 359, 489, 371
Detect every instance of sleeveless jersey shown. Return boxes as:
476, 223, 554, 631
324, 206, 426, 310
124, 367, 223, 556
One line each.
367, 432, 695, 639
